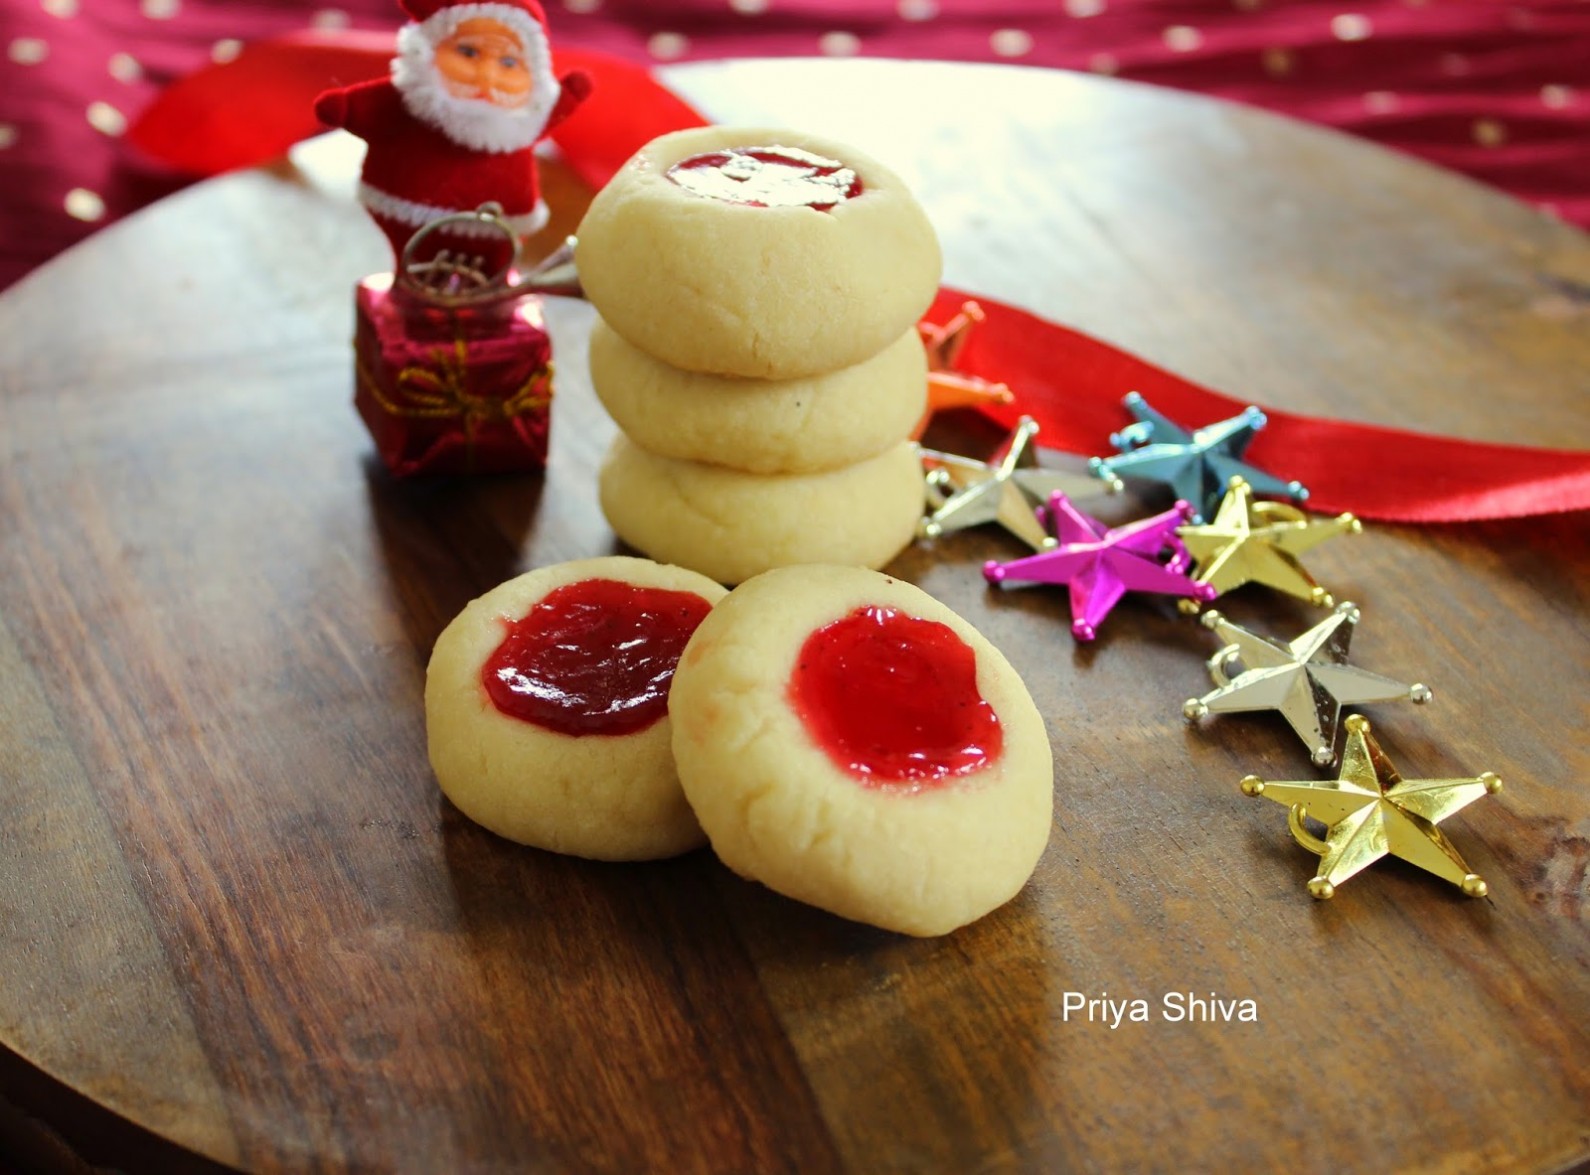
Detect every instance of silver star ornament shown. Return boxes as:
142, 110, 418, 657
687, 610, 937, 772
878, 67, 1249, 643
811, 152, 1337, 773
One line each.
1183, 602, 1432, 765
921, 416, 1118, 551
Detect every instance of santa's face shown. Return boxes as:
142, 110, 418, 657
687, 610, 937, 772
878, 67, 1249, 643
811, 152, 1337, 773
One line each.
391, 5, 559, 153
433, 17, 533, 109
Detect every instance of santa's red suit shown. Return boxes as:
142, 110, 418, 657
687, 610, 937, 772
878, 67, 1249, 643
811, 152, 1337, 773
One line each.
314, 0, 590, 270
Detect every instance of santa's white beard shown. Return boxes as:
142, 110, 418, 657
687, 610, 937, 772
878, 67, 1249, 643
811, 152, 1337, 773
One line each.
392, 23, 557, 154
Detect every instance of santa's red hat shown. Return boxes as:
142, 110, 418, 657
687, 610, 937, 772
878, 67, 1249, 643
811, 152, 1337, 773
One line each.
391, 0, 561, 153
398, 0, 552, 50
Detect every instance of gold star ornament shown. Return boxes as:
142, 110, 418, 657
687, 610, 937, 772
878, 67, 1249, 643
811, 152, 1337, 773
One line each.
913, 300, 1017, 438
919, 370, 1016, 427
919, 299, 985, 372
1178, 475, 1360, 609
1241, 715, 1502, 899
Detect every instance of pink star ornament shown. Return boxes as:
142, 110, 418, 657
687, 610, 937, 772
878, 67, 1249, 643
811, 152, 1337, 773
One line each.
983, 494, 1218, 640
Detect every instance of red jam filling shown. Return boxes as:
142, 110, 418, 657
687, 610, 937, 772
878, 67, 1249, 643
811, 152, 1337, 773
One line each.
789, 605, 1003, 788
665, 146, 863, 211
482, 578, 712, 737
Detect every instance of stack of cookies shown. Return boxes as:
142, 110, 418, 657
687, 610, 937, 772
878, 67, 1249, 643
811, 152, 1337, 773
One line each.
575, 126, 943, 585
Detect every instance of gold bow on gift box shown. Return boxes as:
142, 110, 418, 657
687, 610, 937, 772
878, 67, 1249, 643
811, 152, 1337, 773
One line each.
358, 335, 553, 446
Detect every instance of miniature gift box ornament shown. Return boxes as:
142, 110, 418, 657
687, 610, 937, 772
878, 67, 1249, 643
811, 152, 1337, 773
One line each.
353, 207, 579, 477
319, 0, 593, 475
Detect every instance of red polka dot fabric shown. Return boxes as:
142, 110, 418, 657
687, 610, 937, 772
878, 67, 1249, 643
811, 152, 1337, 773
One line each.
2, 0, 1587, 291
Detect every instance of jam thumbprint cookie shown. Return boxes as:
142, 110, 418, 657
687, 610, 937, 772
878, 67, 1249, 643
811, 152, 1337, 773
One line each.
575, 126, 942, 380
588, 317, 927, 475
669, 565, 1053, 935
598, 436, 923, 586
426, 556, 727, 860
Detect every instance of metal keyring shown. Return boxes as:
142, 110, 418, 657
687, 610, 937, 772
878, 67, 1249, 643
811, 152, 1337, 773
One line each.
396, 202, 582, 306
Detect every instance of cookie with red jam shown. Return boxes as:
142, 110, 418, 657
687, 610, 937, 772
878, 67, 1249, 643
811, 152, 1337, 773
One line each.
669, 565, 1054, 935
425, 556, 727, 859
575, 126, 942, 380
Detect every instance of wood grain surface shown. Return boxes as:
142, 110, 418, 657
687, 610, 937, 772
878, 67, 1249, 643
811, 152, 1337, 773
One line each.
1, 59, 1587, 1174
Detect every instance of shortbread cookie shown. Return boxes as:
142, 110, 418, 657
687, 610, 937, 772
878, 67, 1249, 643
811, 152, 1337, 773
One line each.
669, 565, 1053, 936
575, 126, 942, 380
589, 318, 927, 474
599, 436, 922, 585
425, 556, 727, 860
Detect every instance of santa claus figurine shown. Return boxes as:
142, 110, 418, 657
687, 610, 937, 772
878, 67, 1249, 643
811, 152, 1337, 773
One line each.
315, 0, 591, 272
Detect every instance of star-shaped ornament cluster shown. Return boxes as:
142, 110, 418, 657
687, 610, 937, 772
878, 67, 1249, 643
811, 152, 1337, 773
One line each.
1090, 392, 1308, 522
902, 315, 1511, 907
920, 416, 1116, 552
1177, 476, 1360, 609
1242, 716, 1501, 899
1185, 603, 1432, 765
984, 493, 1215, 640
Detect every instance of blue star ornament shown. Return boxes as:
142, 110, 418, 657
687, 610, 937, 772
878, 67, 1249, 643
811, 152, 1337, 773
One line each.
1089, 392, 1309, 521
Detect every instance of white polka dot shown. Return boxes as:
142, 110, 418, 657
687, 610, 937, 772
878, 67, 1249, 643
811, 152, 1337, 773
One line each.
729, 0, 768, 12
140, 0, 179, 19
1088, 52, 1118, 74
1331, 13, 1373, 41
1363, 90, 1399, 113
41, 0, 78, 17
990, 28, 1033, 57
87, 101, 126, 136
1442, 53, 1471, 77
1541, 84, 1574, 109
898, 0, 937, 18
211, 38, 243, 63
311, 8, 348, 29
563, 0, 601, 10
1473, 118, 1507, 147
1065, 0, 1105, 16
0, 124, 17, 150
819, 31, 860, 56
108, 52, 142, 82
65, 188, 106, 222
647, 31, 689, 59
1164, 25, 1203, 52
1262, 47, 1293, 75
8, 37, 49, 65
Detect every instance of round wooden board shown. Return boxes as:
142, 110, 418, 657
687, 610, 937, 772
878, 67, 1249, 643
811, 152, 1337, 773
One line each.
1, 59, 1587, 1174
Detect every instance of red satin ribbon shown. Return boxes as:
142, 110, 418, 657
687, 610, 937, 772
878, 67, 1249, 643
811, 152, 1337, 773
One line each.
128, 38, 1586, 522
928, 289, 1590, 523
